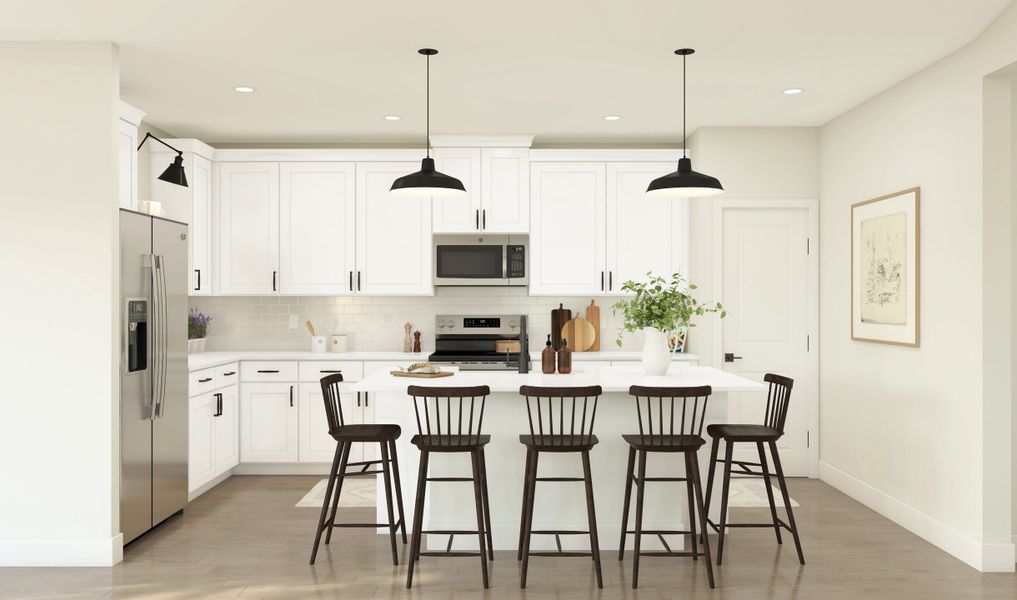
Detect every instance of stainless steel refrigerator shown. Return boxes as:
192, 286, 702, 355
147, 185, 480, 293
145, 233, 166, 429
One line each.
120, 209, 189, 544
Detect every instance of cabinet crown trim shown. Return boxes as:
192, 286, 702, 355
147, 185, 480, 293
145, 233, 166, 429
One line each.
529, 148, 686, 162
148, 138, 216, 160
429, 135, 534, 148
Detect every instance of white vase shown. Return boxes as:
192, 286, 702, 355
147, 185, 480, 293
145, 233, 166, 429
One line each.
641, 328, 670, 375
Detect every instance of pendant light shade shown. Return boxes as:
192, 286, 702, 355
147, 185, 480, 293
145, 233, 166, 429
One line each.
647, 48, 723, 198
391, 48, 466, 198
158, 154, 188, 187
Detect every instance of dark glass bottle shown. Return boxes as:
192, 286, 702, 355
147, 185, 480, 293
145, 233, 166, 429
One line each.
541, 335, 556, 374
557, 338, 573, 374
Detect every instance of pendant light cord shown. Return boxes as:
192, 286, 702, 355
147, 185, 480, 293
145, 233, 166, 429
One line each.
682, 52, 687, 159
426, 52, 430, 158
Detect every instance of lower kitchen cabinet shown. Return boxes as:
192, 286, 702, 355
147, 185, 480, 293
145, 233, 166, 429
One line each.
189, 384, 239, 493
240, 382, 298, 462
298, 384, 374, 463
213, 385, 240, 473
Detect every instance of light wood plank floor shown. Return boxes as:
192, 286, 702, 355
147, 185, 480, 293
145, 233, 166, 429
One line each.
1, 475, 1014, 599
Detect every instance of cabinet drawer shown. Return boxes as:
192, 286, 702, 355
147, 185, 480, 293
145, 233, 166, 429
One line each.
189, 367, 218, 397
216, 362, 240, 387
241, 361, 298, 382
299, 361, 363, 383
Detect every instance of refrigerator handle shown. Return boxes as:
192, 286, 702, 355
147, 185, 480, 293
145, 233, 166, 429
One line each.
155, 255, 169, 419
145, 254, 160, 421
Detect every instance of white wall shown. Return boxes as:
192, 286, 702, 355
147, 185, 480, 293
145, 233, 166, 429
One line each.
686, 127, 820, 366
0, 42, 122, 566
818, 4, 1017, 571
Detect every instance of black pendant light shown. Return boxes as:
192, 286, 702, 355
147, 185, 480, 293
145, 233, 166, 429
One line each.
137, 132, 188, 188
390, 48, 466, 197
646, 48, 723, 198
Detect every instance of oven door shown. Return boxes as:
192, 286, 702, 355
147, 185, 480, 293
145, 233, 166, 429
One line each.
433, 235, 508, 286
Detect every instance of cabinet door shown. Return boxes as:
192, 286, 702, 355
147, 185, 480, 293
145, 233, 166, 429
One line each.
279, 162, 356, 295
432, 148, 482, 233
358, 392, 376, 464
189, 154, 213, 296
529, 162, 606, 295
298, 382, 362, 463
213, 385, 239, 474
216, 162, 280, 295
606, 163, 688, 294
481, 148, 529, 233
240, 382, 298, 462
188, 393, 215, 492
355, 163, 433, 295
117, 119, 138, 210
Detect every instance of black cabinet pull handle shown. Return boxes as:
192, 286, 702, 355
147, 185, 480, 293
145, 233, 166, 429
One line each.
194, 269, 201, 291
364, 394, 369, 408
289, 385, 294, 407
601, 271, 604, 291
609, 271, 613, 291
319, 369, 341, 374
223, 371, 236, 377
357, 271, 361, 291
197, 377, 212, 383
213, 393, 222, 417
356, 392, 361, 408
475, 209, 479, 230
349, 271, 353, 292
724, 353, 743, 363
482, 209, 486, 229
257, 369, 280, 373
272, 270, 277, 292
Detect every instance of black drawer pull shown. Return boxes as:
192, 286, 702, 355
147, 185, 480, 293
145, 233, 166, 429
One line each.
319, 369, 341, 374
197, 377, 213, 383
257, 369, 280, 374
223, 371, 236, 377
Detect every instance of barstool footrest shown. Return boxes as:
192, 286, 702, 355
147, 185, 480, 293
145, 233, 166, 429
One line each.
631, 476, 688, 483
625, 529, 692, 535
418, 551, 483, 557
426, 476, 475, 482
535, 476, 585, 482
634, 551, 699, 558
706, 518, 792, 532
528, 551, 594, 558
530, 529, 590, 535
422, 529, 481, 535
329, 520, 403, 529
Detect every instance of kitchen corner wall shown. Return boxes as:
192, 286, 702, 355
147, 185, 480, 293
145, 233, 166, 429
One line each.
190, 288, 641, 353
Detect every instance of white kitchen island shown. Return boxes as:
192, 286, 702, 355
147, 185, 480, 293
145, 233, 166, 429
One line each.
351, 364, 765, 552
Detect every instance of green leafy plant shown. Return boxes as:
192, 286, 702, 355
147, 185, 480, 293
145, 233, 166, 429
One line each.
613, 272, 726, 347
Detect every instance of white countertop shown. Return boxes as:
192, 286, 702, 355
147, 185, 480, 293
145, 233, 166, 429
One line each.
351, 365, 763, 394
188, 349, 698, 371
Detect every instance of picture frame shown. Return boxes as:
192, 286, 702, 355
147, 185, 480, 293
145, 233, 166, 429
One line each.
851, 187, 920, 347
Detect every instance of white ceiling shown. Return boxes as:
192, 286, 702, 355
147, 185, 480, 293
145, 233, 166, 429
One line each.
0, 0, 1010, 144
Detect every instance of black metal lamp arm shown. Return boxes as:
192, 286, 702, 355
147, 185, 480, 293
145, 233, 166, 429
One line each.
137, 132, 182, 156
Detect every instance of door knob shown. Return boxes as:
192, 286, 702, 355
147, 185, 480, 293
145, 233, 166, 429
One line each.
724, 352, 743, 363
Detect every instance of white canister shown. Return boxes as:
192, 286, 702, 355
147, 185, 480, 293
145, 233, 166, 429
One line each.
330, 334, 348, 353
310, 336, 327, 353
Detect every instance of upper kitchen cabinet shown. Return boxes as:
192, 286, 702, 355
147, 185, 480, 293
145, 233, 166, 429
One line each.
355, 162, 433, 295
431, 138, 531, 234
215, 162, 280, 295
117, 102, 145, 211
279, 163, 356, 295
149, 139, 216, 295
529, 162, 606, 295
606, 162, 688, 293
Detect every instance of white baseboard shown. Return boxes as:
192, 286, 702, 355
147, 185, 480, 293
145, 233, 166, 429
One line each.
189, 470, 235, 501
819, 461, 1015, 572
0, 533, 123, 567
233, 463, 332, 476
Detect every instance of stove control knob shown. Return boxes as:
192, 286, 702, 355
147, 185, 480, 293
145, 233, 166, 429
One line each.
447, 321, 455, 328
509, 320, 518, 328
438, 320, 448, 328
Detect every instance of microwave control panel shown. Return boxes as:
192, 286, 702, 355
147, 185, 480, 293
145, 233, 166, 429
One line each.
507, 245, 526, 278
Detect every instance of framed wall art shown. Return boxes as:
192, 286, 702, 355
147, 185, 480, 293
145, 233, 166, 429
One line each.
851, 187, 920, 346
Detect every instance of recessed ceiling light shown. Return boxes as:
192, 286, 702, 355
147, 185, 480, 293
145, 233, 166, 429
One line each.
233, 86, 255, 93
384, 115, 401, 121
604, 115, 622, 121
783, 88, 804, 95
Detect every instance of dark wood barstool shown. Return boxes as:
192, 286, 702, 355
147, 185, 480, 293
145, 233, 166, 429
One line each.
704, 373, 805, 565
516, 385, 604, 589
405, 385, 493, 589
310, 373, 406, 566
619, 385, 715, 589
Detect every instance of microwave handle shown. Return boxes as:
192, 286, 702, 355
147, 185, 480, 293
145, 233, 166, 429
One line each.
502, 244, 508, 279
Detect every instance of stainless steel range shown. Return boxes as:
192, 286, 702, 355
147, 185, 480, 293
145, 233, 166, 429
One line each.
428, 314, 530, 372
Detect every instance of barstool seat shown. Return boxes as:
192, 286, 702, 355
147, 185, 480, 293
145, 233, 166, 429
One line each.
411, 433, 491, 451
706, 423, 781, 442
622, 433, 705, 452
518, 433, 598, 452
331, 423, 402, 442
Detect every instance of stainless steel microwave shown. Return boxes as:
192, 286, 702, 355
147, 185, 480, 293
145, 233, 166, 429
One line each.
433, 234, 528, 287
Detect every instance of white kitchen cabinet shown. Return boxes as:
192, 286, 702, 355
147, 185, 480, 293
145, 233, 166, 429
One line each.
240, 382, 298, 462
529, 162, 606, 295
298, 384, 374, 464
117, 102, 144, 211
606, 163, 688, 293
213, 385, 240, 474
216, 162, 280, 295
279, 162, 356, 295
433, 147, 529, 233
355, 162, 433, 295
188, 392, 216, 491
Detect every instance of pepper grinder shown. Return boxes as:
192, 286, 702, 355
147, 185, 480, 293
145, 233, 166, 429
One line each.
413, 331, 421, 353
557, 337, 573, 374
541, 334, 556, 374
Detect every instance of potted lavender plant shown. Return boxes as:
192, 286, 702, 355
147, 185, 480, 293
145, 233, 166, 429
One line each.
188, 309, 212, 353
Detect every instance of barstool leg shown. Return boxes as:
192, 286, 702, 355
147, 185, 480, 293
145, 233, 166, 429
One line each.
769, 440, 805, 565
478, 449, 494, 561
716, 440, 734, 565
517, 448, 534, 561
379, 441, 399, 566
581, 450, 603, 589
310, 441, 343, 564
406, 450, 429, 589
757, 441, 783, 544
324, 442, 351, 545
702, 435, 721, 543
388, 438, 407, 544
684, 452, 699, 561
689, 452, 716, 589
618, 446, 636, 561
520, 451, 539, 588
470, 450, 490, 588
631, 450, 648, 589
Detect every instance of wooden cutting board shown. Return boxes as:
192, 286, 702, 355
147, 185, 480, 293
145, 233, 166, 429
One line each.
586, 300, 601, 352
561, 315, 596, 352
390, 370, 454, 378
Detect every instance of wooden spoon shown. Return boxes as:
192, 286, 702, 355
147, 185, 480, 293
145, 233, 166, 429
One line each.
305, 320, 316, 336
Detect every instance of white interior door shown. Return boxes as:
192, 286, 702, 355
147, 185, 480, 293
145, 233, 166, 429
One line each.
718, 203, 816, 476
279, 162, 356, 294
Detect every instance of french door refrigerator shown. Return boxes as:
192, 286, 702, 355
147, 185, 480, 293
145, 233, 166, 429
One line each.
120, 209, 188, 544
